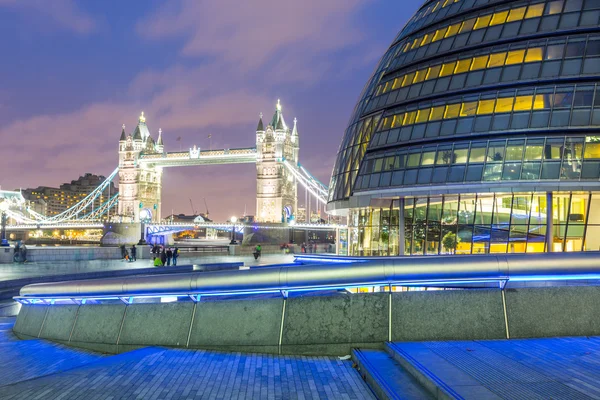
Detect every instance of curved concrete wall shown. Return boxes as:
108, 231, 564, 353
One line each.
13, 286, 600, 355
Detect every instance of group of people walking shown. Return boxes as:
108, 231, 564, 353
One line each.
120, 245, 137, 262
151, 245, 179, 267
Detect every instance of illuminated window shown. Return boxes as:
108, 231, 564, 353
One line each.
507, 6, 526, 22
490, 11, 509, 26
454, 59, 471, 74
432, 28, 446, 42
430, 106, 445, 121
514, 95, 534, 111
413, 69, 427, 83
488, 52, 506, 68
416, 109, 430, 123
445, 103, 461, 119
404, 111, 417, 125
426, 65, 442, 80
460, 18, 477, 33
477, 99, 496, 114
525, 3, 544, 18
391, 78, 401, 90
495, 97, 514, 113
440, 62, 456, 77
403, 72, 415, 87
534, 94, 550, 109
584, 143, 600, 159
460, 101, 478, 116
471, 55, 489, 71
392, 114, 404, 128
525, 47, 543, 62
445, 24, 461, 38
474, 15, 492, 30
505, 49, 525, 65
421, 33, 433, 46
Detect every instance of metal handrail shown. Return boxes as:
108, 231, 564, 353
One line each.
16, 252, 600, 299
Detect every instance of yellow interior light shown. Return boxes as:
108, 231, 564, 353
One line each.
402, 72, 415, 87
445, 23, 461, 38
505, 49, 526, 65
474, 15, 492, 30
525, 3, 544, 18
477, 99, 496, 115
459, 18, 476, 33
495, 97, 515, 113
445, 103, 461, 119
460, 101, 478, 117
454, 59, 471, 74
525, 47, 543, 62
404, 111, 417, 125
471, 55, 489, 71
490, 11, 509, 26
429, 106, 446, 121
440, 62, 456, 77
413, 69, 427, 83
416, 108, 431, 123
488, 52, 507, 68
513, 95, 534, 111
426, 65, 442, 80
507, 6, 526, 22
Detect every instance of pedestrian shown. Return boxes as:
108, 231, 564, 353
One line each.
154, 256, 163, 267
254, 244, 262, 260
166, 247, 172, 266
301, 242, 306, 253
130, 245, 137, 262
173, 247, 179, 266
161, 248, 167, 266
308, 242, 313, 253
120, 244, 127, 259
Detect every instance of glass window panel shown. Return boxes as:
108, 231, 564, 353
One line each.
465, 165, 483, 181
436, 149, 453, 165
433, 28, 447, 42
474, 15, 492, 30
413, 69, 427, 83
453, 148, 468, 164
374, 158, 384, 172
495, 97, 514, 113
573, 89, 594, 107
404, 111, 417, 125
483, 164, 502, 180
488, 142, 505, 162
587, 40, 600, 56
525, 47, 543, 62
460, 18, 477, 33
546, 44, 564, 60
534, 94, 552, 109
445, 103, 461, 118
427, 65, 442, 80
440, 62, 456, 77
416, 108, 430, 123
514, 95, 533, 111
478, 99, 496, 114
544, 139, 564, 159
471, 55, 489, 70
566, 41, 586, 58
545, 0, 564, 14
507, 6, 527, 21
525, 140, 544, 160
429, 106, 445, 121
407, 153, 421, 167
525, 4, 544, 18
422, 151, 436, 165
488, 52, 507, 68
490, 11, 509, 26
454, 59, 472, 74
584, 142, 600, 158
506, 49, 526, 65
505, 141, 524, 160
445, 23, 461, 37
503, 162, 522, 179
521, 161, 541, 179
541, 161, 560, 178
460, 101, 478, 116
554, 92, 574, 108
469, 144, 487, 163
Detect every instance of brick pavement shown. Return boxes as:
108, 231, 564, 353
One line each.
0, 317, 375, 400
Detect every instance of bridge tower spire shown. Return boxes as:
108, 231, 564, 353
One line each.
255, 100, 298, 223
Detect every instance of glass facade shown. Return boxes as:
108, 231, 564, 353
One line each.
328, 0, 600, 256
349, 192, 600, 256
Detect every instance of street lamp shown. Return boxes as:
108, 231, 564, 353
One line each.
0, 201, 9, 247
230, 216, 237, 245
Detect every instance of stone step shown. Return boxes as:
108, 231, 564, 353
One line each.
385, 342, 501, 400
352, 348, 433, 400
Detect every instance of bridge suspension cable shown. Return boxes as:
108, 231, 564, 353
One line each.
282, 159, 328, 204
78, 193, 119, 221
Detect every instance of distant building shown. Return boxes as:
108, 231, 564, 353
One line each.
22, 173, 117, 217
162, 213, 211, 224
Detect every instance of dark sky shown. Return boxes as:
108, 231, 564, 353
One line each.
0, 0, 421, 221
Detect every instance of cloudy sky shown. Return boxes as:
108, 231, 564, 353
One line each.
0, 0, 419, 221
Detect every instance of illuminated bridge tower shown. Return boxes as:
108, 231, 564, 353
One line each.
117, 113, 163, 223
256, 100, 299, 222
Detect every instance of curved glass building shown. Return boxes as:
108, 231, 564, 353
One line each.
328, 0, 600, 256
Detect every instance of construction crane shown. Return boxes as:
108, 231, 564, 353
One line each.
189, 198, 196, 215
203, 198, 209, 219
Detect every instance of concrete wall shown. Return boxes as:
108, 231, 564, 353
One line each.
0, 246, 123, 264
14, 286, 600, 356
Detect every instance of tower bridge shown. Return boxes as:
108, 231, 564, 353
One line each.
1, 100, 329, 228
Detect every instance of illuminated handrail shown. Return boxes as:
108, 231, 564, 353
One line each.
16, 252, 600, 300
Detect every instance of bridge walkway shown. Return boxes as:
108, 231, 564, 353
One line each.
0, 317, 374, 400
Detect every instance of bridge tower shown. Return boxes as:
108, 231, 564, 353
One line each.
117, 113, 163, 223
255, 100, 299, 222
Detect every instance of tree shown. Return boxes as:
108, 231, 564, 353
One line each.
442, 232, 460, 254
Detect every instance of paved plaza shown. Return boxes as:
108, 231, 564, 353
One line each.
0, 253, 295, 282
0, 317, 374, 400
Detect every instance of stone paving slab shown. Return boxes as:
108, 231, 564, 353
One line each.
391, 337, 600, 400
0, 317, 374, 400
